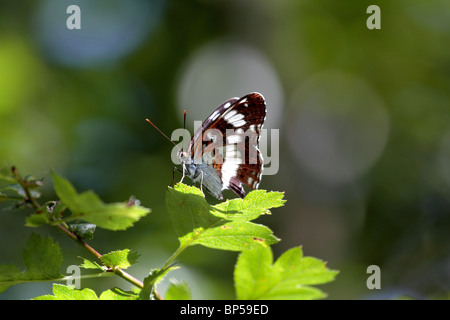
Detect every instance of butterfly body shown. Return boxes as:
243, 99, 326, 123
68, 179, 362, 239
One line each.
179, 153, 224, 199
178, 92, 267, 200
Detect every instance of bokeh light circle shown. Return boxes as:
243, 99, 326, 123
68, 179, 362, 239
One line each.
288, 71, 390, 185
33, 0, 165, 68
176, 40, 284, 131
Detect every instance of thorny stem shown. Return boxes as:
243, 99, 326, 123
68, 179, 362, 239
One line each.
56, 223, 144, 289
56, 223, 102, 259
11, 166, 43, 212
11, 167, 145, 292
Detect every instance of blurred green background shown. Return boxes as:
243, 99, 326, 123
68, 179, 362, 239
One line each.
1, 0, 449, 299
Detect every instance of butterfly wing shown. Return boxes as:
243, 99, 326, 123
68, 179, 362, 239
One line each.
186, 92, 267, 198
187, 97, 239, 164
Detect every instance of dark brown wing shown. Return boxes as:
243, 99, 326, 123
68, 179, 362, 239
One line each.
187, 92, 267, 198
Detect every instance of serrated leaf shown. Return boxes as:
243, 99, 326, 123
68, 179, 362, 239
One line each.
234, 245, 338, 300
165, 280, 191, 300
273, 247, 337, 285
22, 233, 63, 279
51, 170, 151, 231
211, 190, 286, 221
193, 221, 279, 251
34, 284, 98, 300
100, 249, 140, 269
140, 267, 179, 300
166, 183, 283, 251
0, 264, 22, 294
25, 213, 50, 227
79, 258, 105, 271
0, 233, 64, 294
99, 288, 139, 300
166, 183, 213, 239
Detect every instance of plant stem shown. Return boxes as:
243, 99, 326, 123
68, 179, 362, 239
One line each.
56, 223, 102, 259
113, 268, 144, 289
56, 221, 144, 289
11, 166, 42, 211
161, 243, 188, 271
12, 166, 144, 290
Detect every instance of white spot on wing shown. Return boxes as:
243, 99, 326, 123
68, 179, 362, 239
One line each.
227, 135, 242, 144
221, 158, 239, 189
224, 110, 237, 121
227, 113, 245, 123
232, 119, 246, 127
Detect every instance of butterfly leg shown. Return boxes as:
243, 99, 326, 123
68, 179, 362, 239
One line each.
180, 162, 186, 183
171, 167, 182, 187
200, 170, 205, 196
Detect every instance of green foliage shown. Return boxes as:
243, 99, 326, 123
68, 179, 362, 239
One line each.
0, 233, 64, 294
100, 249, 141, 269
51, 170, 151, 231
80, 258, 104, 271
234, 245, 338, 300
34, 284, 139, 300
165, 280, 192, 300
166, 183, 283, 251
0, 166, 338, 300
140, 266, 179, 300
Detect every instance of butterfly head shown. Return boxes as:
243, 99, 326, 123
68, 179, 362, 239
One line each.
177, 149, 190, 164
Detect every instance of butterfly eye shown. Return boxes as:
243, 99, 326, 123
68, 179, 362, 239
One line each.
177, 150, 188, 160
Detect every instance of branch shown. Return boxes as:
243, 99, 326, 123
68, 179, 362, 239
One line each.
11, 166, 145, 290
11, 166, 43, 212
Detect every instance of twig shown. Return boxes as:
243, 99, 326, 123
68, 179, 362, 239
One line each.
11, 166, 42, 212
12, 166, 145, 291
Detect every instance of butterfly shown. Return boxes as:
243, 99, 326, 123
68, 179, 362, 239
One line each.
176, 92, 267, 200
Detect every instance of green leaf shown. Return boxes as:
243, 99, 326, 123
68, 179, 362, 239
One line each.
22, 233, 63, 278
100, 249, 140, 269
0, 264, 22, 294
165, 280, 191, 300
35, 285, 140, 300
51, 170, 151, 231
192, 221, 278, 251
79, 258, 105, 271
34, 284, 98, 300
0, 233, 64, 294
25, 201, 69, 228
99, 288, 139, 300
140, 267, 179, 300
25, 213, 50, 227
165, 183, 283, 252
211, 189, 286, 221
3, 183, 41, 199
234, 245, 338, 300
0, 191, 19, 202
0, 166, 15, 185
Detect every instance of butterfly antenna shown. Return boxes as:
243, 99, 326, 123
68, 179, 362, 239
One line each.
145, 118, 177, 147
182, 110, 187, 152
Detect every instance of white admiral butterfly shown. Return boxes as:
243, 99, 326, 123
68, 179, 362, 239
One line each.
148, 92, 266, 200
